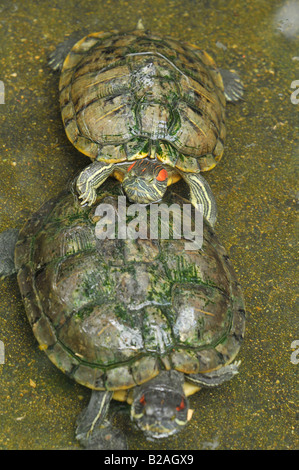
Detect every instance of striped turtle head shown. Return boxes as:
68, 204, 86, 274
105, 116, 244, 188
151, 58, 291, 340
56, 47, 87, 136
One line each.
122, 159, 169, 204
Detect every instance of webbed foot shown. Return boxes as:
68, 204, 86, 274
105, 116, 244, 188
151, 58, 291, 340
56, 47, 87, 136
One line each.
76, 421, 128, 450
189, 360, 241, 387
75, 390, 127, 450
220, 69, 244, 102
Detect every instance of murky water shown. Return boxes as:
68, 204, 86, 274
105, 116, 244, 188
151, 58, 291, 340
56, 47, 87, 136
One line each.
0, 0, 298, 450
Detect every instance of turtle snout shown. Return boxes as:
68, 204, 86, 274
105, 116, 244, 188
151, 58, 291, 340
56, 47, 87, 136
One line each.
122, 176, 162, 204
131, 390, 188, 439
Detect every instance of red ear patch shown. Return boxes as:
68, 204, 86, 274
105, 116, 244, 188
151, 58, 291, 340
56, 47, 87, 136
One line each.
156, 169, 168, 182
176, 398, 185, 412
127, 162, 136, 172
139, 394, 146, 406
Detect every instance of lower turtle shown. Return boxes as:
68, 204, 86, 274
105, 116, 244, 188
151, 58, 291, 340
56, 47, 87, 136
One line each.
0, 180, 245, 449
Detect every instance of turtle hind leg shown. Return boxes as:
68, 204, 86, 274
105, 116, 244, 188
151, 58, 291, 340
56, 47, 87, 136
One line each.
0, 229, 19, 278
220, 69, 244, 102
189, 360, 241, 387
76, 390, 128, 450
48, 30, 88, 72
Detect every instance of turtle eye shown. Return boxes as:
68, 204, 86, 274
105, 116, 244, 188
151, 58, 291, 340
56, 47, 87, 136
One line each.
156, 169, 168, 182
127, 162, 136, 172
176, 398, 186, 412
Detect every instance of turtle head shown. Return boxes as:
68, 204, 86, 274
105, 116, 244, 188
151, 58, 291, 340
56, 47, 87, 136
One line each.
122, 159, 169, 204
131, 371, 189, 439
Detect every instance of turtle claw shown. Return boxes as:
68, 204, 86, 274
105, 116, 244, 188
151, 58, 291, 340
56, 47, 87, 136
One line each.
81, 193, 97, 206
227, 360, 241, 376
76, 171, 98, 206
77, 186, 97, 206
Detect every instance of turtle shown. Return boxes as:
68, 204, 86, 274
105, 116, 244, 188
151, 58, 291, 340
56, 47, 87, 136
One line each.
0, 180, 245, 449
49, 26, 244, 227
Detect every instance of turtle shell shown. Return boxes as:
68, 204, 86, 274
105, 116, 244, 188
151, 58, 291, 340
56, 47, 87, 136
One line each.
15, 181, 245, 391
59, 30, 226, 172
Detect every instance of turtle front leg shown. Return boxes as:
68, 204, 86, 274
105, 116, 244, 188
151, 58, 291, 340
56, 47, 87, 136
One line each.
76, 161, 115, 206
181, 172, 217, 227
76, 390, 128, 450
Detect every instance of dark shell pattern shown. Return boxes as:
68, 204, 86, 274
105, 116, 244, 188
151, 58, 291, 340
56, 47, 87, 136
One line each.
15, 182, 245, 391
59, 30, 227, 172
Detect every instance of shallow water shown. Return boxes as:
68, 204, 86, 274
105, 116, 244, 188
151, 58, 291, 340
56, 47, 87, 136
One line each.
0, 0, 298, 450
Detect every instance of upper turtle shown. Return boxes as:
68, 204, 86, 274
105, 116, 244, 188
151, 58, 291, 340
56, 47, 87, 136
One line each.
59, 29, 227, 172
49, 29, 243, 225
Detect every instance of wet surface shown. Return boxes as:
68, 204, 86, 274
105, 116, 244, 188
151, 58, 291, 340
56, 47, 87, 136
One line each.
0, 0, 298, 450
